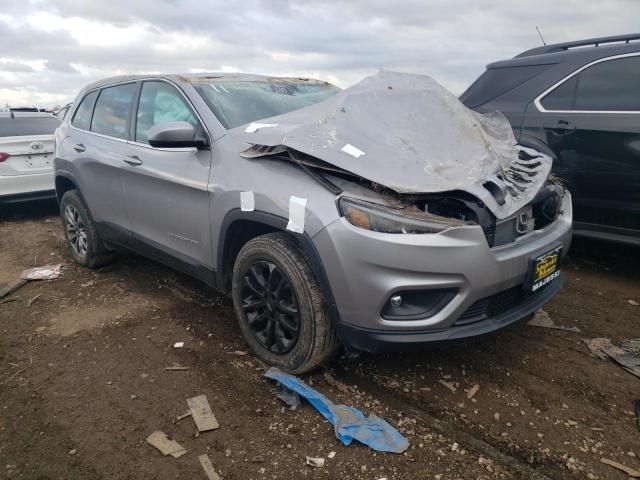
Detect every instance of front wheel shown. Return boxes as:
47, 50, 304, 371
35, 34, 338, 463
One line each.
231, 233, 339, 373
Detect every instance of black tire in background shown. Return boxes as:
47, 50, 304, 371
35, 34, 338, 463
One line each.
60, 190, 113, 268
231, 232, 339, 373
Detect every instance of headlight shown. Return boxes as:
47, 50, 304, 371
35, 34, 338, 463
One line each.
338, 197, 451, 234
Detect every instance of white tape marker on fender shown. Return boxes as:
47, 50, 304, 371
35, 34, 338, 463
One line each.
341, 143, 365, 158
240, 191, 255, 211
244, 123, 278, 133
286, 196, 307, 234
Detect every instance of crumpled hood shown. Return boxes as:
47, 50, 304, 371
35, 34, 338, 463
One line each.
231, 71, 552, 219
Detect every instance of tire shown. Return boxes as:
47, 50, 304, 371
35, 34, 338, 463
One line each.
231, 232, 339, 374
60, 190, 113, 268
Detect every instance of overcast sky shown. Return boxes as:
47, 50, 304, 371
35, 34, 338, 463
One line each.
0, 0, 638, 107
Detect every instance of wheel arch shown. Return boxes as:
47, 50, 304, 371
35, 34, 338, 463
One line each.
54, 171, 79, 205
216, 209, 341, 326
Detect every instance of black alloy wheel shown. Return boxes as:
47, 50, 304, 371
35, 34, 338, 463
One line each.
240, 260, 300, 353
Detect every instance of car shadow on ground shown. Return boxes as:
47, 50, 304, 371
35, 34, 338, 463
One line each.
566, 236, 640, 278
0, 198, 59, 221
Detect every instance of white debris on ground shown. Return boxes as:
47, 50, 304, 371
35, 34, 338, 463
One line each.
187, 394, 220, 432
20, 264, 63, 280
305, 456, 325, 467
583, 337, 640, 378
146, 431, 187, 458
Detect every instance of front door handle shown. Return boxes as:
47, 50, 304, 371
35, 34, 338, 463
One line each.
73, 143, 86, 153
123, 155, 143, 166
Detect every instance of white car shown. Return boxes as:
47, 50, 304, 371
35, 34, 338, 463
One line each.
0, 112, 60, 202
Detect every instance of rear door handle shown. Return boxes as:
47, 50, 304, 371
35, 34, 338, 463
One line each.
73, 143, 86, 153
554, 120, 576, 135
122, 155, 143, 166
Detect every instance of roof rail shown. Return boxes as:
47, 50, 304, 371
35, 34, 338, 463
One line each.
515, 33, 640, 58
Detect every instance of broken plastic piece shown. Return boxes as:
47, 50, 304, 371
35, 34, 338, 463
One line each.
527, 309, 580, 333
187, 394, 220, 432
583, 337, 640, 379
199, 454, 222, 480
244, 122, 278, 133
0, 279, 28, 298
20, 264, 62, 280
240, 191, 255, 211
146, 431, 187, 458
264, 367, 409, 453
466, 384, 480, 399
173, 342, 184, 348
305, 456, 325, 467
600, 457, 640, 478
286, 196, 307, 234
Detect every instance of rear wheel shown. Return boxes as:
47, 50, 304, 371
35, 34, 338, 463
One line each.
231, 232, 339, 373
60, 190, 113, 268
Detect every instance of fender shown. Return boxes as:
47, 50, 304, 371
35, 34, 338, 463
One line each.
518, 132, 558, 161
216, 209, 343, 327
54, 169, 84, 204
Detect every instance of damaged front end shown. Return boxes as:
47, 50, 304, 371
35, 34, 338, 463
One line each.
233, 71, 567, 247
334, 170, 566, 248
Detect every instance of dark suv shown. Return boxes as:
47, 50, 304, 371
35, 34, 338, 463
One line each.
462, 33, 640, 246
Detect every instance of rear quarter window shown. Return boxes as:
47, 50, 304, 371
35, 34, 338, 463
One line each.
461, 64, 554, 108
540, 75, 579, 110
0, 116, 60, 137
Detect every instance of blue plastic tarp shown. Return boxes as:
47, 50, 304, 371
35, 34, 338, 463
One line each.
264, 367, 409, 453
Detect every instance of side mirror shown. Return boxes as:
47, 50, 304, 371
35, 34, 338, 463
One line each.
147, 121, 208, 149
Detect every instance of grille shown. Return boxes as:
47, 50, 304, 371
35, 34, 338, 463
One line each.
454, 283, 549, 327
482, 225, 496, 248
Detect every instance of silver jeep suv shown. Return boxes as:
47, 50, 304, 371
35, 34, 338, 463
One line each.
54, 71, 572, 373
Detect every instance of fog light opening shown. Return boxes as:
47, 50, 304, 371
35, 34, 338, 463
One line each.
390, 295, 403, 307
381, 289, 457, 321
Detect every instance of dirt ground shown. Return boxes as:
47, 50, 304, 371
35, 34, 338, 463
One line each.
1, 200, 639, 480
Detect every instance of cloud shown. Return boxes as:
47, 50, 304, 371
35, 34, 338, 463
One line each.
0, 60, 35, 72
44, 60, 78, 73
0, 0, 639, 106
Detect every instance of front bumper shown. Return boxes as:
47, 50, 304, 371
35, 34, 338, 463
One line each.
312, 192, 573, 351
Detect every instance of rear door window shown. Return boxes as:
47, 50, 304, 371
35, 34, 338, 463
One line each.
542, 55, 640, 112
574, 56, 640, 111
91, 83, 137, 139
135, 81, 197, 144
0, 116, 60, 137
71, 90, 99, 130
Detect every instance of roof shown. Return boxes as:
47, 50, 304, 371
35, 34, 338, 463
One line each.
487, 33, 640, 69
79, 72, 332, 94
0, 112, 56, 119
516, 33, 640, 58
